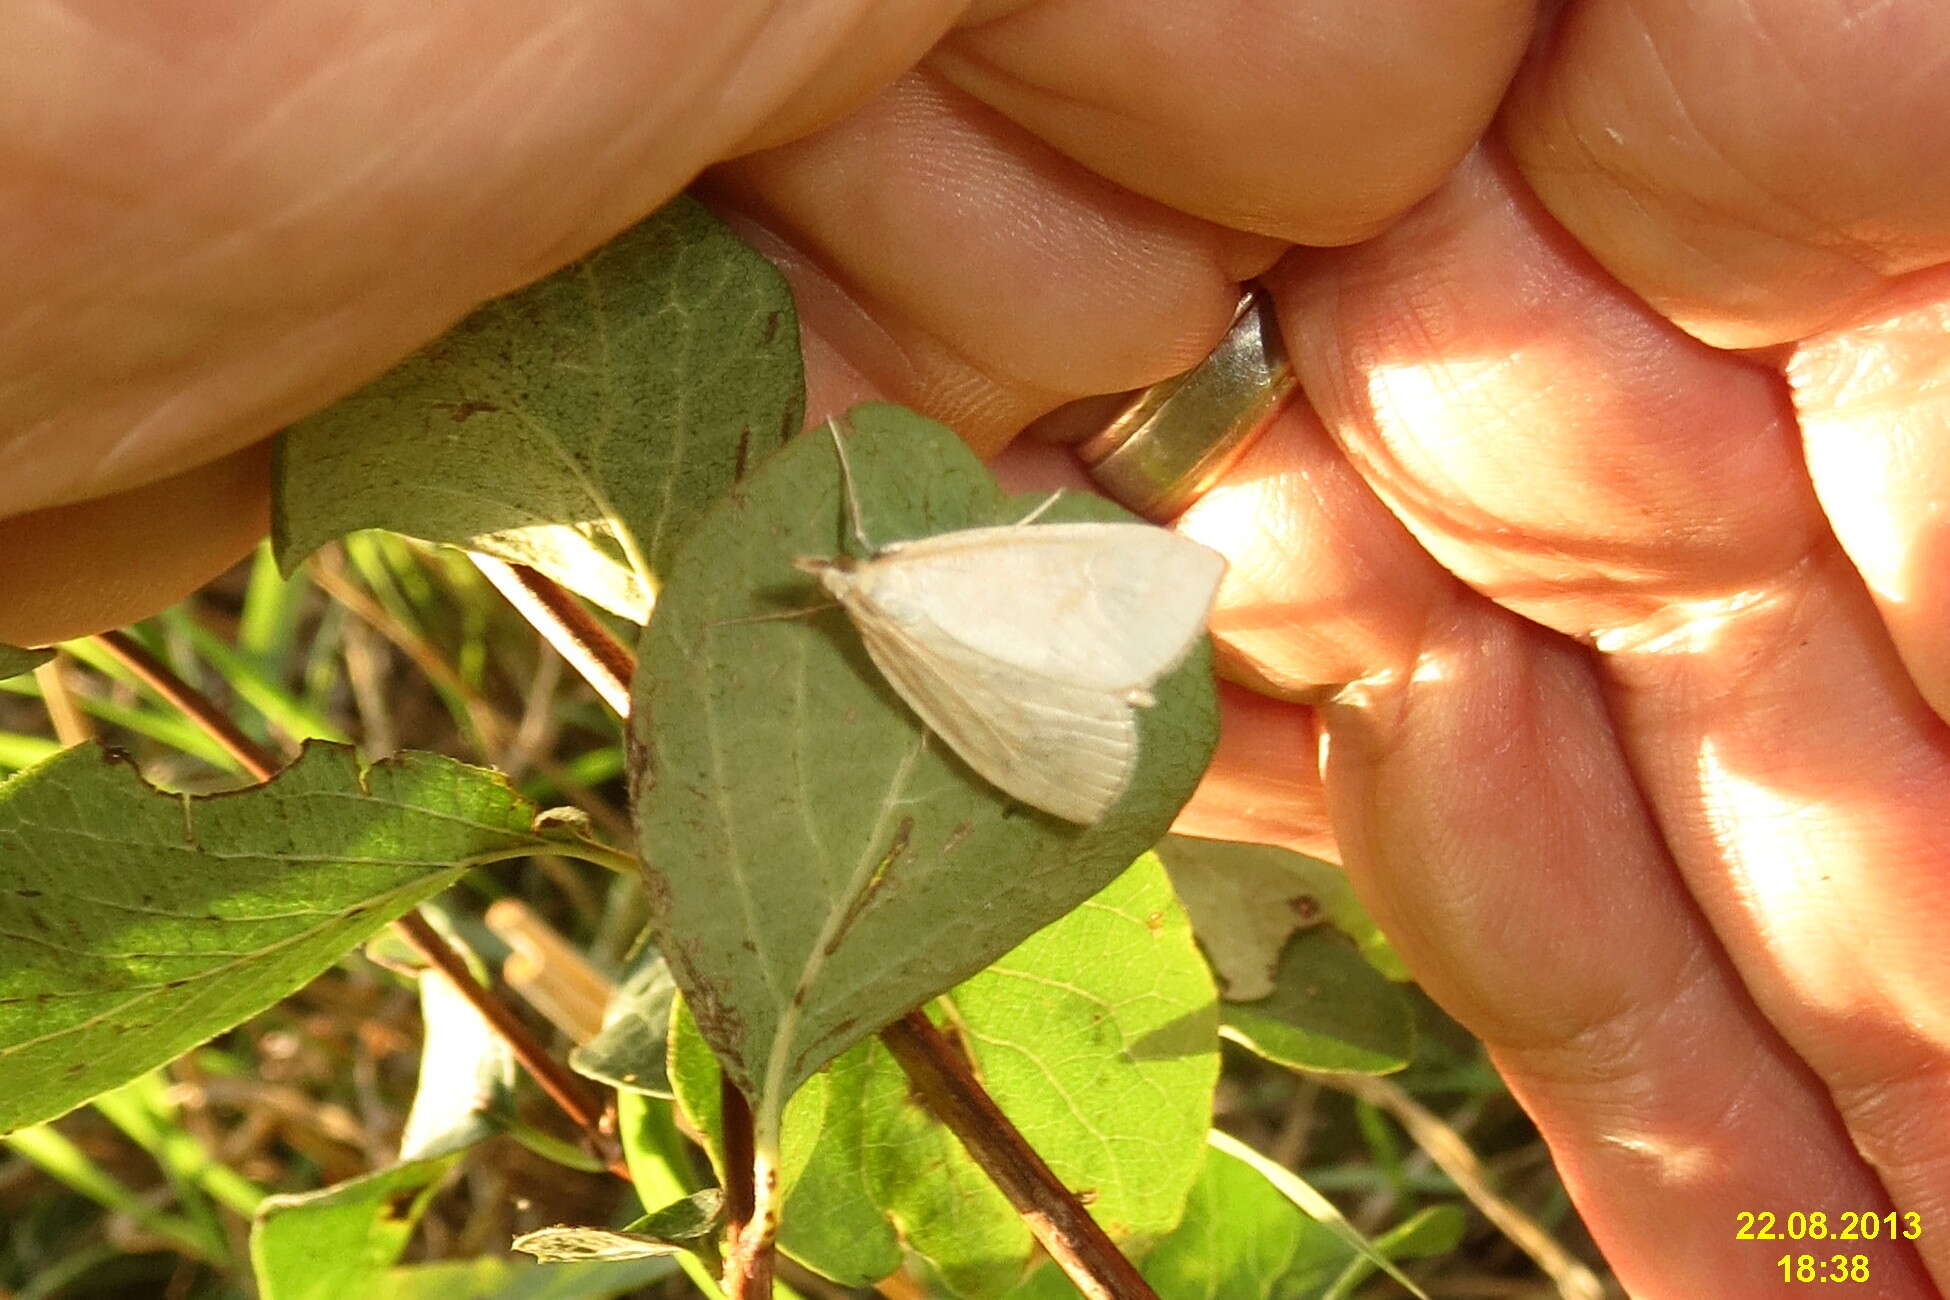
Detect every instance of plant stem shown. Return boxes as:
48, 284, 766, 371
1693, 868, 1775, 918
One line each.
717, 1077, 775, 1298
392, 911, 628, 1179
481, 564, 1155, 1294
94, 630, 281, 780
87, 628, 631, 1182
469, 555, 637, 716
881, 1012, 1158, 1300
32, 655, 93, 746
718, 1076, 756, 1233
547, 837, 642, 878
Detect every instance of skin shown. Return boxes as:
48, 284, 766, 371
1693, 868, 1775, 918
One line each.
6, 3, 1948, 1295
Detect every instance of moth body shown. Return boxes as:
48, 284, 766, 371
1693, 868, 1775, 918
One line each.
795, 517, 1224, 824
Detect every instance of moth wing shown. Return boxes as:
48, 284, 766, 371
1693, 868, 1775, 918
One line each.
868, 523, 1224, 692
842, 594, 1139, 824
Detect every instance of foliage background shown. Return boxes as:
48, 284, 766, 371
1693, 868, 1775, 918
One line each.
0, 535, 1609, 1298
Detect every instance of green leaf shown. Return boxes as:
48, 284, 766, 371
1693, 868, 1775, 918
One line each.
1319, 1206, 1465, 1300
251, 1156, 457, 1300
513, 1188, 724, 1262
1156, 835, 1414, 1073
850, 1032, 1026, 1297
668, 1009, 902, 1288
1221, 928, 1414, 1075
671, 856, 1220, 1297
615, 1089, 737, 1300
0, 645, 52, 683
376, 1255, 675, 1300
636, 404, 1219, 1125
570, 945, 678, 1097
1008, 1138, 1336, 1300
274, 196, 803, 622
1135, 1139, 1337, 1300
0, 742, 564, 1131
1208, 1130, 1429, 1300
1004, 1139, 1452, 1300
1156, 835, 1404, 993
936, 854, 1219, 1247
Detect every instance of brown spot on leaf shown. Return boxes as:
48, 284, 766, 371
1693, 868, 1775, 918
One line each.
432, 399, 502, 423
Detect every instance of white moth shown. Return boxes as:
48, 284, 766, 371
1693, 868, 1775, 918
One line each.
793, 425, 1226, 825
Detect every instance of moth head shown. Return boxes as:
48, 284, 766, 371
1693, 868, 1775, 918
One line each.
792, 552, 859, 600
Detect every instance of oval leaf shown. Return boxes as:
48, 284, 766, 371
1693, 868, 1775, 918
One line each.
570, 945, 679, 1098
1220, 928, 1415, 1075
0, 742, 566, 1131
1158, 834, 1405, 996
669, 855, 1220, 1296
634, 404, 1219, 1113
252, 1155, 458, 1300
274, 197, 803, 621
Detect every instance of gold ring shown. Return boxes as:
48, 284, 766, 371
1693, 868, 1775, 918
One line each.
1057, 288, 1295, 521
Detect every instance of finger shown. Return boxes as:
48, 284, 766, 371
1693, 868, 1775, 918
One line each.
1172, 395, 1434, 852
1277, 148, 1815, 636
1793, 273, 1950, 722
1326, 602, 1936, 1300
1171, 684, 1332, 858
1279, 145, 1950, 1287
1182, 397, 1440, 697
932, 0, 1537, 243
1503, 0, 1950, 346
706, 69, 1279, 452
716, 0, 1542, 448
1182, 381, 1934, 1295
0, 441, 270, 647
1, 1, 964, 520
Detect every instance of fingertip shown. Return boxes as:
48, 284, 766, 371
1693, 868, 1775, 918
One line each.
1174, 682, 1336, 859
0, 441, 272, 646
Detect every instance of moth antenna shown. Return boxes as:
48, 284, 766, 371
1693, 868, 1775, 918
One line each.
825, 418, 876, 554
1014, 490, 1065, 528
709, 601, 837, 629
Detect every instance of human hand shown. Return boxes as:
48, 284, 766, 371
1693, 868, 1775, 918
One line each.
8, 5, 1949, 1297
1162, 13, 1950, 1299
3, 2, 1095, 642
